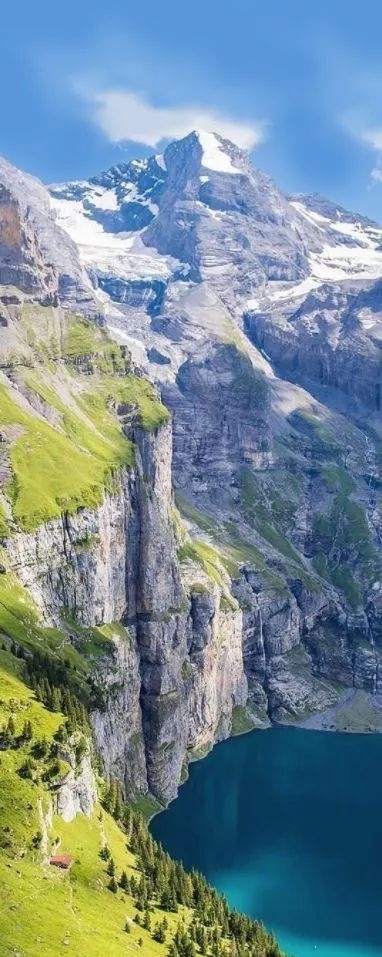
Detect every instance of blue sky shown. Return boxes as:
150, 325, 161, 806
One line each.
3, 0, 382, 217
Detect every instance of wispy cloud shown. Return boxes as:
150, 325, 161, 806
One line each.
77, 87, 266, 150
341, 112, 382, 187
370, 157, 382, 184
360, 129, 382, 186
362, 128, 382, 151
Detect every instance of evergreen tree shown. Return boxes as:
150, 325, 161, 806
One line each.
22, 719, 33, 740
167, 944, 178, 957
153, 920, 167, 944
114, 780, 124, 820
103, 777, 117, 814
50, 687, 62, 712
7, 715, 15, 737
124, 805, 132, 835
19, 756, 36, 780
54, 723, 67, 743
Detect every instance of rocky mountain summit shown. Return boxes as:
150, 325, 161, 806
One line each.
0, 131, 382, 806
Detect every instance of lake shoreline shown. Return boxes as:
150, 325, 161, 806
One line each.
283, 687, 382, 734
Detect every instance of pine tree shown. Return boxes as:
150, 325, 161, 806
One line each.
51, 687, 62, 712
167, 943, 178, 957
22, 719, 33, 740
153, 920, 167, 944
103, 777, 117, 814
106, 857, 115, 877
20, 756, 36, 780
124, 805, 132, 835
114, 780, 124, 820
161, 887, 173, 910
120, 870, 129, 891
108, 876, 118, 894
184, 939, 196, 957
7, 715, 15, 737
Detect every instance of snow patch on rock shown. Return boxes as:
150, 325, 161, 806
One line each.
196, 130, 241, 175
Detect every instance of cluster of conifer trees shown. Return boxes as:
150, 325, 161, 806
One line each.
101, 782, 283, 957
4, 642, 91, 732
0, 714, 33, 749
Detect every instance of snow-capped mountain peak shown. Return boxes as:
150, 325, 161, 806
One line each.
194, 130, 243, 175
45, 129, 382, 380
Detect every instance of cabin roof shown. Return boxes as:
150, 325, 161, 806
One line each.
49, 853, 74, 868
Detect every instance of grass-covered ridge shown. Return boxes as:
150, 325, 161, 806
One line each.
0, 307, 169, 533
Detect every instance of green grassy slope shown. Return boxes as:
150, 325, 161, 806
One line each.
0, 657, 282, 957
0, 305, 169, 533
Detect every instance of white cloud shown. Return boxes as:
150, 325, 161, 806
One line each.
362, 128, 382, 151
81, 88, 265, 150
344, 125, 382, 187
360, 129, 382, 186
370, 157, 382, 184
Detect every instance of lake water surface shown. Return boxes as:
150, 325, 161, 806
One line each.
150, 727, 382, 957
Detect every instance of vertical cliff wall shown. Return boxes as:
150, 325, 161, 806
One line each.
5, 418, 247, 804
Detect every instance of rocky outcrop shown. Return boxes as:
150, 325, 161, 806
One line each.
245, 284, 382, 412
229, 564, 382, 723
56, 755, 97, 822
163, 343, 272, 494
0, 156, 103, 316
0, 183, 56, 298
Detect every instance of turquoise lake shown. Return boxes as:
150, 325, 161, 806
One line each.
150, 727, 382, 957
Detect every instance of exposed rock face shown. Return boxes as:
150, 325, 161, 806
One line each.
163, 343, 272, 494
0, 156, 103, 316
56, 755, 97, 822
0, 183, 56, 297
5, 419, 247, 803
91, 629, 149, 795
244, 280, 382, 412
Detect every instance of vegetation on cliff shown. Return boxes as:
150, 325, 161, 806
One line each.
0, 301, 169, 532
